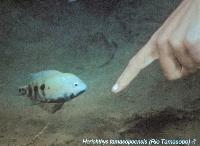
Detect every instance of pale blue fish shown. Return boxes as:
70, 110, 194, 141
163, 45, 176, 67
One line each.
19, 70, 87, 103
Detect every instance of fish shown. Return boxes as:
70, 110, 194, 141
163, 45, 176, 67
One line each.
18, 70, 87, 112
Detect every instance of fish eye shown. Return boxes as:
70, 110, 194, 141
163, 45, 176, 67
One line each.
74, 83, 78, 86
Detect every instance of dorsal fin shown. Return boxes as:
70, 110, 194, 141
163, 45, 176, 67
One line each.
30, 70, 63, 81
63, 73, 76, 78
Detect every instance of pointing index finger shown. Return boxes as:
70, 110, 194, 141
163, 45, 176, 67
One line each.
112, 42, 158, 93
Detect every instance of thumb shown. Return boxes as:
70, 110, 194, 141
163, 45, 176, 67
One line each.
112, 42, 158, 93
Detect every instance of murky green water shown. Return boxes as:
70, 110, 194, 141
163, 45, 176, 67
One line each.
0, 0, 200, 145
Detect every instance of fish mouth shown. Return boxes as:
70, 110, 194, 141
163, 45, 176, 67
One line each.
77, 90, 86, 96
70, 90, 86, 98
43, 90, 86, 103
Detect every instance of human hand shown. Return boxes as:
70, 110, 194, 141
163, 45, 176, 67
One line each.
112, 0, 200, 93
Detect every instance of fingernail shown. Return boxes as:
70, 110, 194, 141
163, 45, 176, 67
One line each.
112, 84, 118, 93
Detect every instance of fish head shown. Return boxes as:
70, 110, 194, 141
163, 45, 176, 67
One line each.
62, 74, 87, 100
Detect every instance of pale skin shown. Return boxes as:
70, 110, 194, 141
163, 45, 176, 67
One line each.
112, 0, 200, 93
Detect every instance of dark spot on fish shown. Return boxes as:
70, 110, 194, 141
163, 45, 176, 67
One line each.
27, 85, 32, 97
40, 84, 45, 97
34, 86, 38, 91
47, 98, 66, 103
40, 84, 45, 90
19, 88, 26, 95
33, 86, 38, 100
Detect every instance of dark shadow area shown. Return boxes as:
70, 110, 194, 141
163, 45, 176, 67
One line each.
120, 106, 200, 138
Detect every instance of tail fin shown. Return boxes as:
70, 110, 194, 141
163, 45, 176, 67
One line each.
18, 86, 28, 96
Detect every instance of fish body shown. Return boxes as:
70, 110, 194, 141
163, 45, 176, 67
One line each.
19, 70, 87, 103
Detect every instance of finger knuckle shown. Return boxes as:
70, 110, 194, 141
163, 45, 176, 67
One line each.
165, 73, 176, 80
169, 37, 183, 50
168, 74, 181, 80
156, 36, 169, 49
161, 68, 181, 80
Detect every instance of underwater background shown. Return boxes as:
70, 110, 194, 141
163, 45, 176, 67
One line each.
0, 0, 200, 145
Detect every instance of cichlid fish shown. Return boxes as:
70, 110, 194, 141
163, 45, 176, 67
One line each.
19, 70, 87, 103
